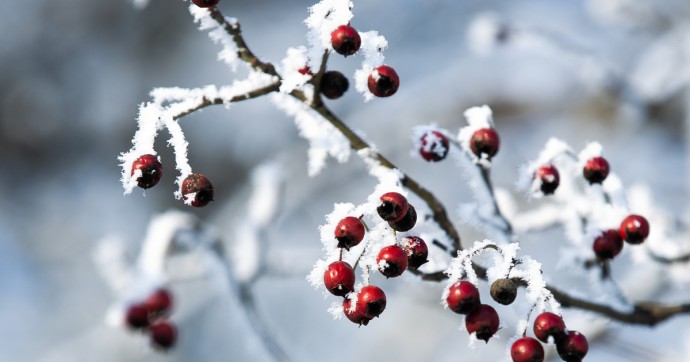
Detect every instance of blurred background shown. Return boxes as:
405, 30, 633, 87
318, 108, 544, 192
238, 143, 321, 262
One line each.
1, 0, 689, 361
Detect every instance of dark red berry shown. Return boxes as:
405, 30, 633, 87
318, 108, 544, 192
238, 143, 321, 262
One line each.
145, 288, 173, 320
593, 229, 623, 260
377, 192, 409, 222
343, 296, 370, 326
446, 281, 480, 314
556, 331, 588, 362
388, 204, 417, 232
465, 304, 500, 343
334, 216, 366, 250
181, 173, 214, 207
583, 156, 610, 184
323, 261, 355, 297
376, 245, 408, 278
470, 128, 500, 160
511, 337, 545, 362
331, 25, 361, 56
619, 214, 650, 245
357, 285, 387, 318
490, 278, 518, 305
192, 0, 219, 8
419, 131, 450, 162
320, 71, 349, 99
536, 165, 560, 195
400, 236, 428, 269
367, 65, 399, 97
149, 320, 178, 350
533, 312, 566, 343
298, 66, 313, 75
125, 303, 150, 330
131, 154, 163, 189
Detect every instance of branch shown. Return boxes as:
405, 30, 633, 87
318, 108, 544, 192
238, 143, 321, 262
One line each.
172, 81, 282, 120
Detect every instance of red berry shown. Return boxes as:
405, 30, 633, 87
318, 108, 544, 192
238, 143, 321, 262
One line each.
320, 70, 349, 99
181, 173, 214, 207
192, 0, 219, 8
619, 214, 650, 245
334, 216, 366, 250
125, 303, 150, 330
533, 312, 566, 343
470, 128, 500, 160
376, 245, 408, 278
343, 296, 370, 326
297, 66, 313, 75
556, 331, 588, 362
465, 304, 500, 343
593, 229, 623, 260
145, 289, 173, 320
357, 285, 387, 318
511, 337, 545, 362
323, 261, 355, 296
331, 25, 361, 56
149, 320, 178, 350
536, 165, 560, 195
367, 65, 400, 97
400, 236, 428, 269
419, 131, 450, 162
446, 281, 480, 315
490, 278, 518, 305
131, 154, 163, 189
388, 204, 417, 232
377, 192, 409, 222
583, 156, 610, 184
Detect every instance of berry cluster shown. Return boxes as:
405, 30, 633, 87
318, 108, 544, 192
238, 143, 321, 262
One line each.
416, 126, 501, 163
124, 288, 178, 351
512, 312, 589, 362
593, 214, 650, 260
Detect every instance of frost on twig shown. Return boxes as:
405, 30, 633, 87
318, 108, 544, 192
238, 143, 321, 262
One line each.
189, 5, 241, 71
305, 0, 354, 65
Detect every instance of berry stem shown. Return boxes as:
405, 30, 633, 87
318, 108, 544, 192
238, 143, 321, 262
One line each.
309, 50, 331, 108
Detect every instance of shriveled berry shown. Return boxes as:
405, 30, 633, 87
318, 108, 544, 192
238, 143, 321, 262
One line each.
343, 296, 370, 326
446, 280, 480, 315
357, 285, 386, 318
490, 278, 518, 305
388, 204, 417, 232
131, 154, 163, 189
400, 236, 428, 269
181, 173, 214, 207
465, 304, 500, 343
320, 71, 349, 99
511, 337, 545, 362
470, 128, 500, 160
331, 25, 361, 56
419, 130, 449, 162
149, 320, 178, 350
593, 229, 623, 260
192, 0, 219, 8
145, 288, 173, 320
556, 331, 588, 362
533, 312, 566, 343
583, 156, 610, 184
368, 65, 400, 97
377, 192, 409, 222
334, 216, 366, 250
536, 164, 560, 195
376, 245, 408, 278
619, 214, 650, 245
323, 261, 355, 297
125, 303, 150, 330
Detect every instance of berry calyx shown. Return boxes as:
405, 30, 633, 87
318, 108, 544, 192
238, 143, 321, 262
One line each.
470, 128, 500, 160
376, 245, 408, 278
388, 204, 417, 232
323, 261, 355, 297
490, 278, 518, 305
400, 236, 429, 269
535, 164, 560, 195
377, 192, 409, 222
446, 280, 480, 315
619, 214, 650, 245
368, 65, 400, 97
334, 216, 366, 250
191, 0, 219, 8
533, 312, 566, 343
556, 331, 588, 362
419, 130, 450, 162
593, 229, 624, 260
125, 303, 150, 330
320, 70, 349, 99
131, 154, 163, 189
343, 296, 370, 326
511, 337, 545, 362
331, 25, 361, 56
181, 173, 214, 207
465, 304, 500, 343
149, 320, 178, 350
144, 288, 173, 320
357, 285, 387, 319
583, 156, 610, 184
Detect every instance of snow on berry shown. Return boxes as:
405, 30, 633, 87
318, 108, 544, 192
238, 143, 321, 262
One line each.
279, 46, 312, 93
305, 0, 354, 65
353, 31, 389, 101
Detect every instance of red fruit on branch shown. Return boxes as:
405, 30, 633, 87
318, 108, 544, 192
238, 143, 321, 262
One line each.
331, 25, 361, 56
149, 321, 178, 350
334, 216, 366, 250
592, 229, 624, 260
181, 173, 214, 207
343, 296, 370, 326
191, 0, 220, 8
511, 337, 545, 362
465, 304, 500, 342
583, 156, 610, 184
320, 70, 349, 99
131, 154, 163, 189
125, 303, 151, 330
535, 164, 560, 195
324, 261, 355, 297
368, 65, 400, 97
533, 312, 566, 343
419, 130, 450, 162
388, 204, 417, 232
470, 128, 500, 160
556, 331, 588, 362
619, 214, 650, 245
400, 236, 429, 269
376, 245, 408, 278
144, 288, 173, 320
357, 285, 387, 319
446, 280, 480, 315
377, 192, 409, 222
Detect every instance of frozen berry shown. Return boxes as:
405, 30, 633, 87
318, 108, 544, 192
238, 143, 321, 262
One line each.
556, 331, 588, 362
400, 236, 428, 269
145, 288, 173, 320
125, 303, 150, 330
368, 65, 400, 97
377, 192, 409, 222
593, 229, 623, 260
583, 156, 609, 184
533, 312, 566, 343
320, 71, 349, 99
149, 320, 178, 350
490, 278, 518, 305
536, 165, 560, 195
343, 296, 370, 326
131, 154, 163, 189
388, 204, 417, 232
357, 285, 387, 318
419, 130, 450, 162
192, 0, 219, 8
446, 280, 480, 315
511, 337, 545, 362
181, 173, 214, 207
324, 261, 355, 297
376, 245, 408, 278
465, 304, 500, 343
470, 128, 500, 160
619, 214, 650, 245
331, 25, 361, 56
334, 216, 366, 250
